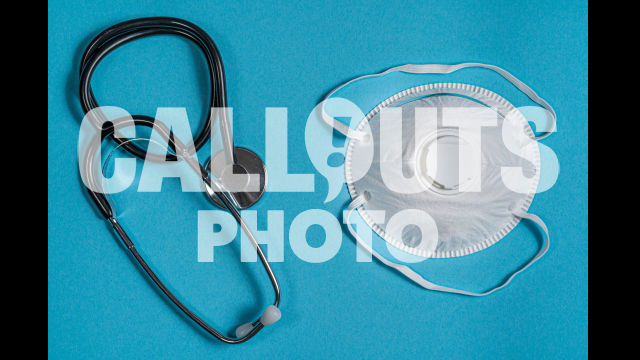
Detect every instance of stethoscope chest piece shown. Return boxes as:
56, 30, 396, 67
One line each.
205, 146, 268, 210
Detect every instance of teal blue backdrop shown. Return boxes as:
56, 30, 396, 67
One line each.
48, 1, 588, 359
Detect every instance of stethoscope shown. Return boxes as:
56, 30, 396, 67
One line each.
78, 17, 281, 344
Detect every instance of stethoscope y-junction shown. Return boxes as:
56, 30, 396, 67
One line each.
78, 17, 280, 344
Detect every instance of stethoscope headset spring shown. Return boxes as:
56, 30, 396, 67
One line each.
78, 17, 281, 344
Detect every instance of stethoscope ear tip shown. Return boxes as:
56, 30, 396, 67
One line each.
234, 306, 281, 338
235, 323, 254, 338
260, 305, 281, 326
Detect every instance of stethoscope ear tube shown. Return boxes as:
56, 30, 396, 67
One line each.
83, 117, 281, 344
110, 212, 279, 343
87, 190, 112, 219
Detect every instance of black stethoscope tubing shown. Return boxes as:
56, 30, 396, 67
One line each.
79, 16, 230, 161
78, 17, 280, 344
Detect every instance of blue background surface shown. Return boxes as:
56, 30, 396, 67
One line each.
48, 1, 588, 359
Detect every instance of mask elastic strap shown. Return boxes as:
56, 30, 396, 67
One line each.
345, 195, 550, 296
322, 62, 556, 141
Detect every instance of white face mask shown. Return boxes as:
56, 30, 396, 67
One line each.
322, 63, 555, 296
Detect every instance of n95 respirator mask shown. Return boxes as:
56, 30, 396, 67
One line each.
322, 63, 555, 296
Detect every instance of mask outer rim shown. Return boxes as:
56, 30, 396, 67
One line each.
344, 82, 541, 258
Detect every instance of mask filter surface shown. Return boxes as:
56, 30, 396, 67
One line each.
345, 84, 540, 258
